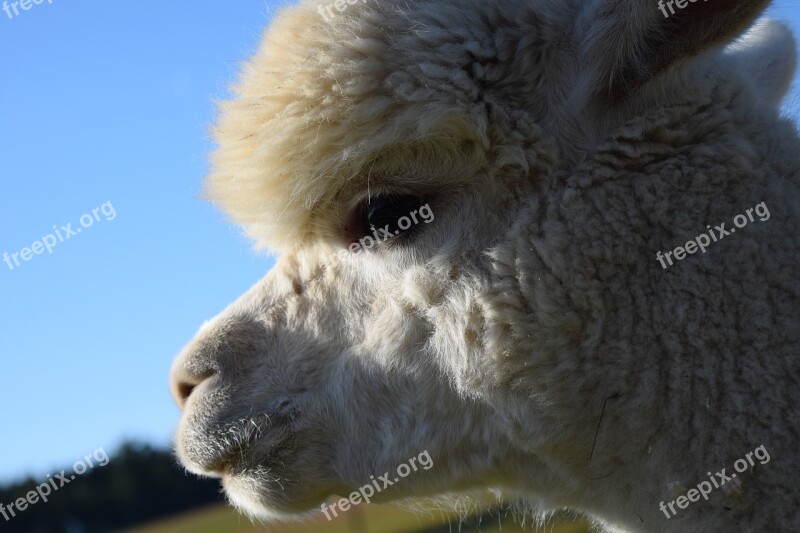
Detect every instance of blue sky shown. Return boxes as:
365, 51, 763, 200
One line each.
0, 1, 798, 483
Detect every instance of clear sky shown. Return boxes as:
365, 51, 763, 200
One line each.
0, 1, 799, 484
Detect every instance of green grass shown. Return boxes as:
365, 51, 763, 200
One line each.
122, 503, 591, 533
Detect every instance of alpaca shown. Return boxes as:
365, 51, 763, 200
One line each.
169, 0, 800, 531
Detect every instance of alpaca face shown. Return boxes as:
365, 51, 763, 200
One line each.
170, 184, 535, 519
171, 0, 796, 525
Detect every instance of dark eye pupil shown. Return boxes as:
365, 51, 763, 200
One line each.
366, 195, 422, 231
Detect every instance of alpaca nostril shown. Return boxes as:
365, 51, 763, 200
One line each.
170, 366, 214, 410
178, 382, 197, 404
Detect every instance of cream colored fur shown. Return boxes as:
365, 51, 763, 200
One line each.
170, 1, 800, 531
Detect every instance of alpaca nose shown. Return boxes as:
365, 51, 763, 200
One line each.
170, 362, 214, 410
170, 334, 220, 410
170, 317, 267, 410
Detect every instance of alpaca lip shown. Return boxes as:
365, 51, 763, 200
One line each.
182, 410, 289, 476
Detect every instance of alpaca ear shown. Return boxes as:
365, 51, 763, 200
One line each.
577, 0, 771, 101
725, 20, 797, 105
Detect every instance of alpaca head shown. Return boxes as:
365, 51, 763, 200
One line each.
170, 0, 796, 525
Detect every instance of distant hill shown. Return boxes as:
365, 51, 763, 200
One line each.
0, 442, 222, 533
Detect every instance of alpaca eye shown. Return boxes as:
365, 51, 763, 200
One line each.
365, 194, 422, 234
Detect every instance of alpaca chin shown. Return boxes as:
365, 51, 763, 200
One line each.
222, 470, 325, 522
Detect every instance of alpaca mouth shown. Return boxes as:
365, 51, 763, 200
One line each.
180, 410, 291, 477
